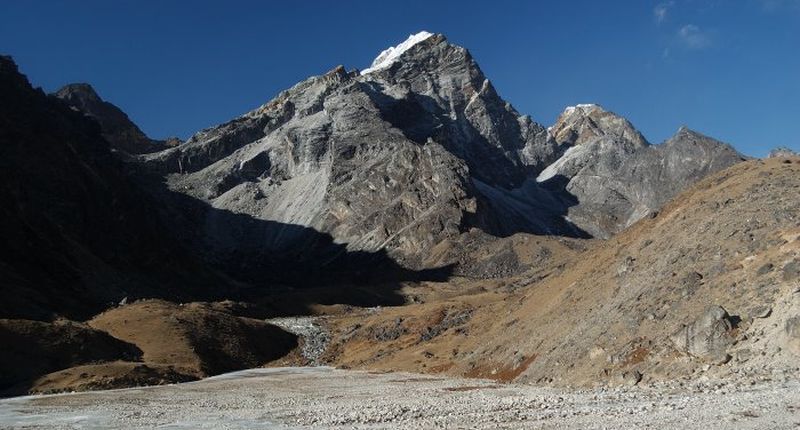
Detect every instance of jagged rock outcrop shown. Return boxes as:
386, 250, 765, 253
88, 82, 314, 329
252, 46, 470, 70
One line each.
549, 103, 648, 148
134, 33, 746, 269
538, 106, 746, 238
0, 56, 229, 320
54, 83, 179, 154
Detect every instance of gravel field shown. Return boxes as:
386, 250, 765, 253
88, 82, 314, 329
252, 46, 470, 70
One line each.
1, 367, 798, 429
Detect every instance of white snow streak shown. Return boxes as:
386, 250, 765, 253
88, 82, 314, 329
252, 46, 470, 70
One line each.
361, 31, 434, 75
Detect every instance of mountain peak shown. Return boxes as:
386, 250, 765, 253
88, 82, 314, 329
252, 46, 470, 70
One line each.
360, 31, 436, 75
664, 127, 745, 164
562, 103, 603, 115
53, 83, 169, 154
54, 83, 102, 103
671, 125, 708, 141
550, 103, 648, 148
0, 55, 19, 73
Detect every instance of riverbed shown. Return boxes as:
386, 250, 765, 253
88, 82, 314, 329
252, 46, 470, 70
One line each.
1, 367, 798, 429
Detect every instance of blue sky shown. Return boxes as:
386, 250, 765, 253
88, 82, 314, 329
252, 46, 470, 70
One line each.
1, 1, 798, 157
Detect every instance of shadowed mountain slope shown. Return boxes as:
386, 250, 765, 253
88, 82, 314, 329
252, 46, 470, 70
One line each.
0, 56, 236, 320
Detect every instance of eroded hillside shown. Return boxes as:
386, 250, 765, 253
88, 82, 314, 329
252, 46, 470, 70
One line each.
322, 158, 800, 386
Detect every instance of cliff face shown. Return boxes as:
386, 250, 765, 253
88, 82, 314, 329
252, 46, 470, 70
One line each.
136, 33, 580, 272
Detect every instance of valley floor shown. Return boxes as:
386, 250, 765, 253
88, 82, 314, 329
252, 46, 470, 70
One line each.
1, 367, 798, 429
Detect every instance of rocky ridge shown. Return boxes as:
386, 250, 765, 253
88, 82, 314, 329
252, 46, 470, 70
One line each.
538, 120, 746, 237
54, 83, 180, 154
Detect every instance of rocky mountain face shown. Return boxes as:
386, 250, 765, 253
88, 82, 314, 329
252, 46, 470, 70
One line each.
0, 56, 229, 320
136, 33, 579, 274
538, 108, 746, 237
54, 83, 179, 154
135, 32, 744, 271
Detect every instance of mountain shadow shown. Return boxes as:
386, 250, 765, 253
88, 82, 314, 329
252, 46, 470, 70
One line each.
139, 175, 455, 317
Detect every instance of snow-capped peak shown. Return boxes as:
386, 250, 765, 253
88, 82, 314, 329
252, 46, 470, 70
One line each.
562, 104, 601, 116
361, 31, 434, 75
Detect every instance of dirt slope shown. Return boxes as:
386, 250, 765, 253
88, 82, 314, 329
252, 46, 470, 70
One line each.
324, 158, 800, 385
28, 362, 196, 394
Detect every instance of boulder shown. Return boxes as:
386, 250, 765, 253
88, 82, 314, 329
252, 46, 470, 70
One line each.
670, 305, 735, 364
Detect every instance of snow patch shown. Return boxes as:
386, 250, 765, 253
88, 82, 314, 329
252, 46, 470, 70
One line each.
536, 144, 592, 182
361, 31, 434, 75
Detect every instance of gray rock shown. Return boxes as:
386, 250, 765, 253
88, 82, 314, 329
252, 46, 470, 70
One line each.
670, 305, 735, 364
267, 317, 330, 365
621, 370, 642, 386
782, 259, 800, 282
756, 263, 774, 276
786, 316, 800, 340
748, 305, 772, 319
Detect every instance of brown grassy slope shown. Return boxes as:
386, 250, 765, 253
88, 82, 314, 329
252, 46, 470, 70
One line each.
0, 319, 141, 394
423, 229, 591, 279
325, 158, 800, 385
322, 234, 590, 375
504, 157, 800, 385
28, 361, 196, 394
88, 300, 298, 377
